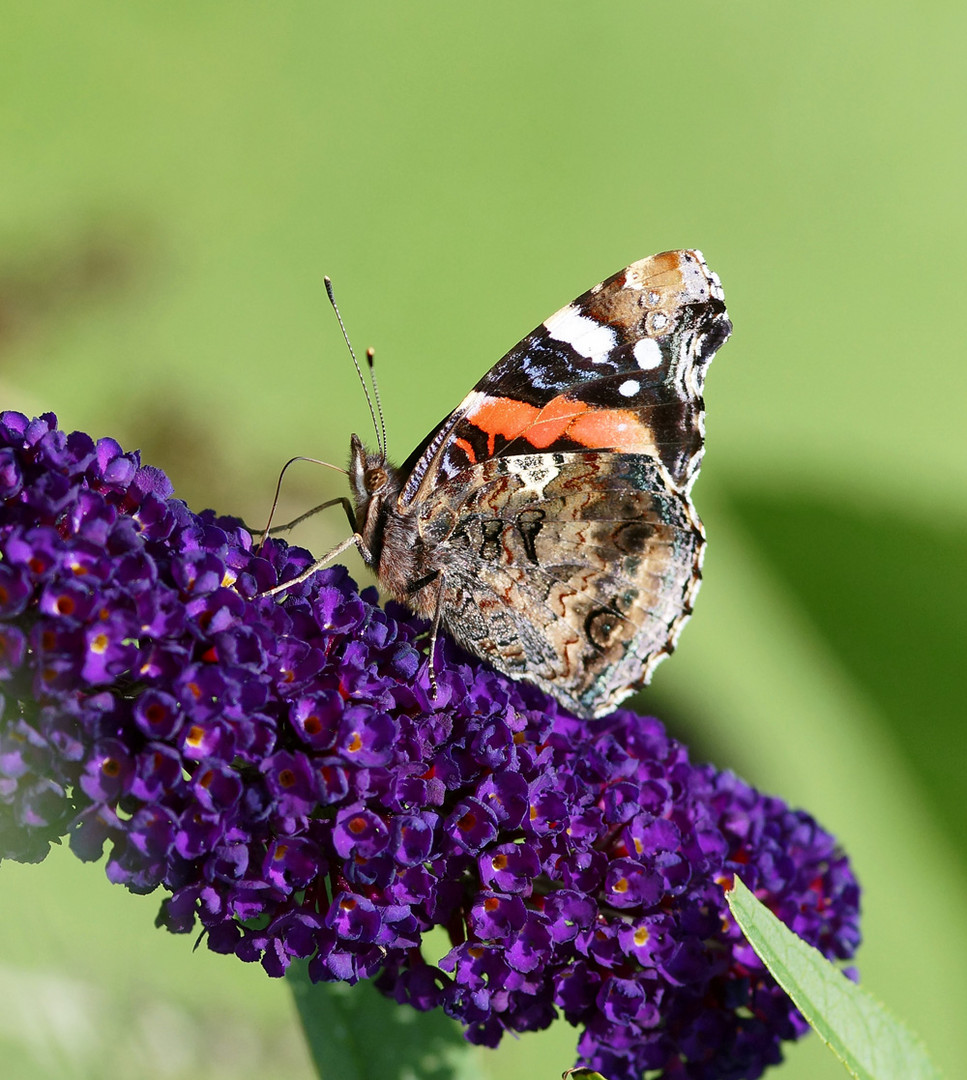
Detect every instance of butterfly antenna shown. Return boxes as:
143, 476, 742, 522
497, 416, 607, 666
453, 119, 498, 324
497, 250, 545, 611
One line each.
366, 347, 388, 460
324, 275, 384, 457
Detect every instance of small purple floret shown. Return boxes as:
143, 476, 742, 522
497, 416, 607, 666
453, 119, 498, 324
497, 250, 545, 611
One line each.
0, 412, 862, 1080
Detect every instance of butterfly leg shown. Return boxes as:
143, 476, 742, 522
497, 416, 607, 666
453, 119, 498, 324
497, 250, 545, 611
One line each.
261, 530, 370, 597
256, 497, 356, 546
424, 575, 447, 699
237, 498, 356, 545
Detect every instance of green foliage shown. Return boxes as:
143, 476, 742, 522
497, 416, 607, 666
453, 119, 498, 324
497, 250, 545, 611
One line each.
288, 968, 485, 1080
726, 878, 942, 1080
723, 486, 967, 853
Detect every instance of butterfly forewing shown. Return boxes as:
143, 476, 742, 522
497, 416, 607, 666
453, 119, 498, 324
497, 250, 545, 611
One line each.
398, 249, 729, 507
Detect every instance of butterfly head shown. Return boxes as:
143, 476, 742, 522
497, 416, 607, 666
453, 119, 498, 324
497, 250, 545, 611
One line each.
348, 433, 403, 532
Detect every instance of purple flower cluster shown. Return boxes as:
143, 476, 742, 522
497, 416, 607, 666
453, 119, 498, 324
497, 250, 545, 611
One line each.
0, 412, 861, 1080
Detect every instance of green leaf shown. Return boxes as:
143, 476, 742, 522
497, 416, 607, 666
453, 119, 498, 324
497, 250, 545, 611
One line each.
726, 876, 942, 1080
286, 964, 486, 1080
562, 1069, 609, 1080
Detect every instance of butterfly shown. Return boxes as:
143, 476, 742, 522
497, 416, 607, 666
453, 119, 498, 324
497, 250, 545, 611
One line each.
268, 250, 731, 718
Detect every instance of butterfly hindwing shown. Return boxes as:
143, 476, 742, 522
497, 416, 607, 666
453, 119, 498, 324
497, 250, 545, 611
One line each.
413, 451, 704, 717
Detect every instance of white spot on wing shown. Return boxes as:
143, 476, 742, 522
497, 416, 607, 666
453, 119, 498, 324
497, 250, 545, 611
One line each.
618, 379, 639, 397
543, 305, 617, 364
512, 455, 560, 498
633, 338, 663, 370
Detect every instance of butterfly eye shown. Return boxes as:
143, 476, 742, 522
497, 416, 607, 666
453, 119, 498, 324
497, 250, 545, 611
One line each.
364, 467, 387, 493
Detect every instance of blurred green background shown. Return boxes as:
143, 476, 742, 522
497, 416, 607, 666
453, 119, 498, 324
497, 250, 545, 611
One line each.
2, 3, 965, 1078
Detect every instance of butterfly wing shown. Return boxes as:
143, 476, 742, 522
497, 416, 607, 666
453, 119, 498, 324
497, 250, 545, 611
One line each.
414, 451, 704, 717
397, 249, 731, 717
397, 249, 730, 507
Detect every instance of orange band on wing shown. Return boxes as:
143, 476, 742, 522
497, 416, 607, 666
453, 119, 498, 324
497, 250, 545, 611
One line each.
466, 394, 656, 456
567, 409, 657, 454
466, 397, 540, 454
523, 395, 589, 448
452, 436, 478, 465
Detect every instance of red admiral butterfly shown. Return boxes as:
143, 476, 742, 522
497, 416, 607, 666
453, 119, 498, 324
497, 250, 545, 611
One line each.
269, 250, 731, 717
